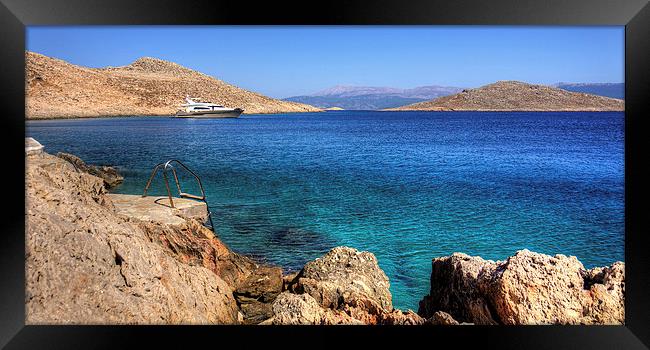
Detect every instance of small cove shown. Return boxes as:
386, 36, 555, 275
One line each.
26, 110, 625, 311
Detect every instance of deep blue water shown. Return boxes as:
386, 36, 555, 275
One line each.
26, 111, 625, 311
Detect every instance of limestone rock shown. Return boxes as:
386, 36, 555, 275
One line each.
290, 247, 392, 312
234, 266, 284, 303
418, 253, 498, 324
271, 292, 363, 325
426, 311, 460, 325
56, 152, 124, 188
480, 250, 624, 325
319, 309, 366, 325
138, 217, 257, 288
26, 151, 239, 324
282, 271, 299, 291
581, 262, 625, 324
377, 309, 425, 325
419, 249, 625, 325
239, 301, 274, 325
233, 265, 284, 324
271, 292, 325, 325
258, 317, 275, 325
275, 247, 423, 325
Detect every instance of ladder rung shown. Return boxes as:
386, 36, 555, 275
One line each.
180, 192, 204, 200
142, 159, 215, 233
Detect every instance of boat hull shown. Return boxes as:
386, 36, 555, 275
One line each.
174, 108, 243, 118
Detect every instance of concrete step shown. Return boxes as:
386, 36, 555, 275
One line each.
108, 193, 208, 226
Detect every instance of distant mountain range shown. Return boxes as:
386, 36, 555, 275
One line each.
284, 85, 464, 110
388, 81, 624, 112
553, 83, 624, 100
284, 83, 623, 110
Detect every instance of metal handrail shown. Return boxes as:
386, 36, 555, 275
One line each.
142, 159, 215, 232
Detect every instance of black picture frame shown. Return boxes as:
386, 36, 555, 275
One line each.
2, 0, 649, 348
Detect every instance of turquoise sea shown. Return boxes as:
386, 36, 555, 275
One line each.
26, 111, 625, 311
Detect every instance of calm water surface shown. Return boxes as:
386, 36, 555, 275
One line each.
27, 111, 625, 311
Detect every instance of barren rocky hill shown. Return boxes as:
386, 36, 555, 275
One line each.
388, 81, 624, 112
25, 51, 320, 119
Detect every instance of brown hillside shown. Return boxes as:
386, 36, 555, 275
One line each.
388, 81, 624, 112
26, 51, 321, 119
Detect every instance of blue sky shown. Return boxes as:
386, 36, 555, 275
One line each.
27, 26, 624, 98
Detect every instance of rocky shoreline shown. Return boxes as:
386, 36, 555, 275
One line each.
25, 144, 624, 325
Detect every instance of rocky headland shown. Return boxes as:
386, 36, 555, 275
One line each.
388, 81, 624, 112
25, 142, 624, 325
25, 51, 321, 119
56, 152, 123, 189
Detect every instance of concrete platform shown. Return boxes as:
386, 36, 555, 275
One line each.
108, 194, 208, 226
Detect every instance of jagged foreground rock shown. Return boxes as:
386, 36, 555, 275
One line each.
26, 151, 245, 324
388, 80, 624, 111
233, 265, 284, 324
290, 247, 393, 311
56, 152, 123, 189
274, 247, 425, 325
26, 51, 320, 119
418, 251, 625, 325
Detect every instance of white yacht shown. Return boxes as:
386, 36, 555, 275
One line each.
175, 96, 243, 118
